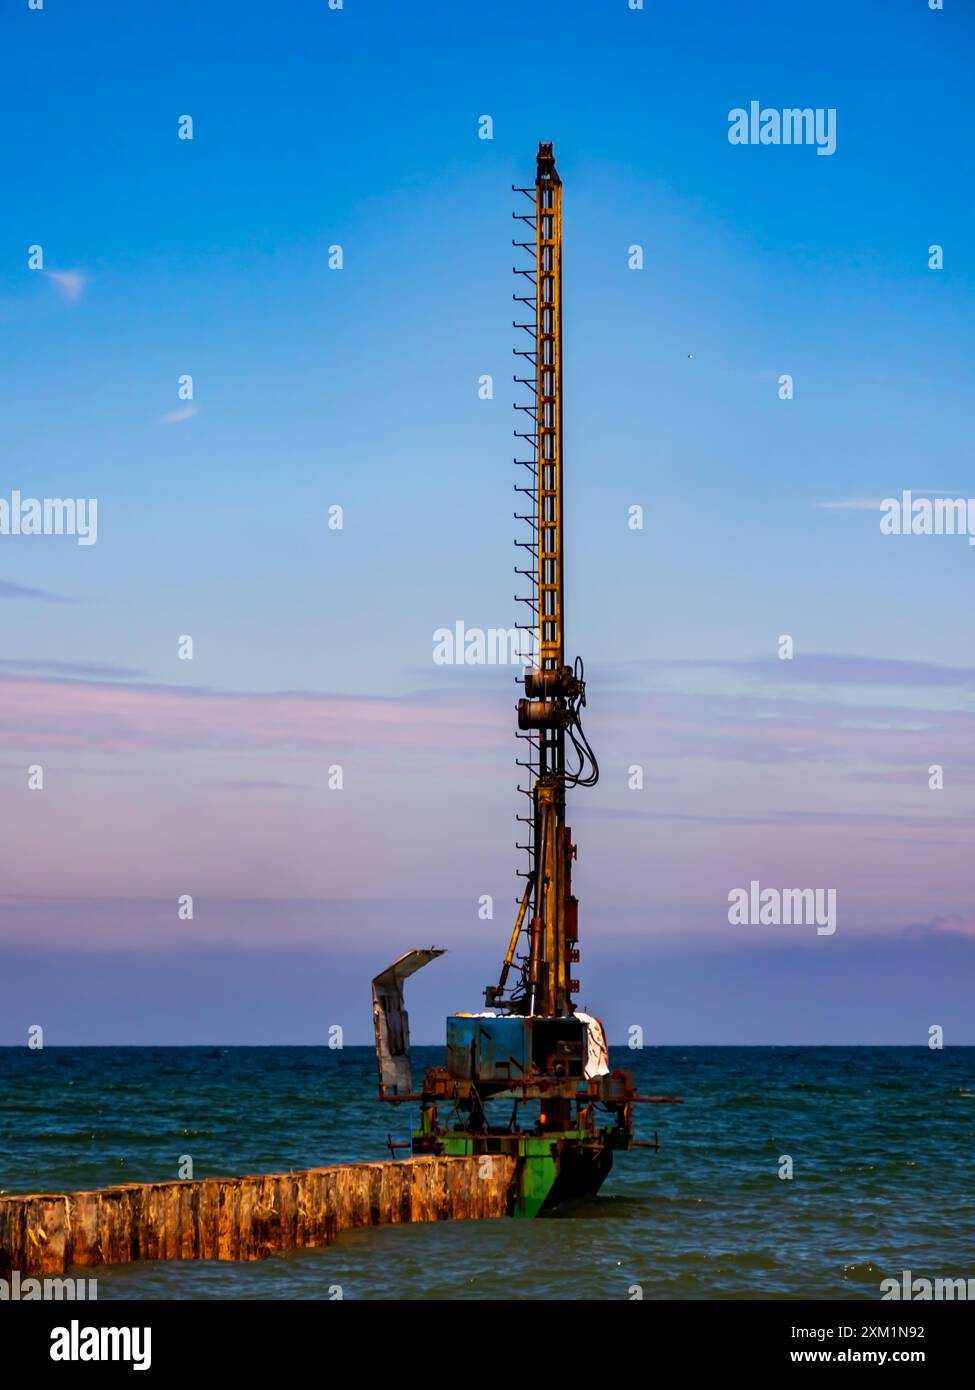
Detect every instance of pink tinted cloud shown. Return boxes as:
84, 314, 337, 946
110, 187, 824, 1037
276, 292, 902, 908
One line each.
0, 673, 972, 773
600, 687, 975, 769
927, 915, 975, 939
0, 674, 506, 756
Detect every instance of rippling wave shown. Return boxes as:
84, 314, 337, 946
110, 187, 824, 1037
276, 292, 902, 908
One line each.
0, 1045, 971, 1300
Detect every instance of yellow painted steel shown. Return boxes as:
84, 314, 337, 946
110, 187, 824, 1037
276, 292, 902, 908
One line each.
537, 781, 565, 1015
535, 147, 563, 673
533, 145, 567, 1016
499, 874, 534, 989
508, 145, 571, 1018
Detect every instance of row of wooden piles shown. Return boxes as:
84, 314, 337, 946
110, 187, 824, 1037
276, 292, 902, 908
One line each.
0, 1155, 517, 1277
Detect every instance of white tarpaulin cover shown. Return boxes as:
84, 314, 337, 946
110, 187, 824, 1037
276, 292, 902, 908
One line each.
575, 1011, 610, 1078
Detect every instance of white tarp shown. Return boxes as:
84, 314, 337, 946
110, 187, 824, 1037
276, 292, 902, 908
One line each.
575, 1011, 610, 1078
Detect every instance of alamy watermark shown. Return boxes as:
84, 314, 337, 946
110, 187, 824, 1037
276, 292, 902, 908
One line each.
433, 621, 537, 666
880, 491, 975, 547
728, 880, 837, 936
881, 1270, 974, 1300
728, 101, 836, 157
1, 1270, 97, 1300
50, 1319, 150, 1371
0, 491, 97, 545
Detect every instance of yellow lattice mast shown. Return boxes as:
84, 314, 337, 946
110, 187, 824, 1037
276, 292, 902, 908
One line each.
535, 142, 564, 675
491, 143, 598, 1020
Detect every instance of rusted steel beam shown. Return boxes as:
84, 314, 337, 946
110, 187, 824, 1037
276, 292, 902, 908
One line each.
0, 1155, 517, 1278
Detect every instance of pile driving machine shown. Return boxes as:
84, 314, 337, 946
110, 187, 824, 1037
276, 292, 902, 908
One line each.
372, 144, 678, 1217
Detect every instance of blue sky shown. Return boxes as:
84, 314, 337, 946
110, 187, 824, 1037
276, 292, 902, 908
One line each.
1, 0, 973, 1043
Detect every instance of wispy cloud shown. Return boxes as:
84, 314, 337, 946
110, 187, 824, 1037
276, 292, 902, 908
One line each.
696, 654, 975, 691
0, 579, 65, 603
46, 269, 89, 304
816, 490, 962, 510
212, 779, 307, 791
601, 653, 975, 693
591, 805, 975, 829
0, 658, 145, 680
0, 669, 971, 774
0, 673, 504, 756
908, 914, 975, 940
161, 404, 200, 425
814, 498, 883, 510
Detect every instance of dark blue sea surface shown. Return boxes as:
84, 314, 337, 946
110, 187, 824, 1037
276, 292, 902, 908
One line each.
1, 1046, 971, 1300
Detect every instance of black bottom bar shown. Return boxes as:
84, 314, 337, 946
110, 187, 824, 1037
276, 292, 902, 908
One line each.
2, 1297, 968, 1375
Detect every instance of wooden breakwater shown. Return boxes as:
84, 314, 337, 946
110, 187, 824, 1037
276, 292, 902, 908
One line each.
0, 1155, 517, 1278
